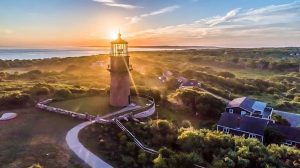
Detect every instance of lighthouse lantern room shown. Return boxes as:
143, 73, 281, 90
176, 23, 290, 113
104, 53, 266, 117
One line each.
108, 33, 132, 107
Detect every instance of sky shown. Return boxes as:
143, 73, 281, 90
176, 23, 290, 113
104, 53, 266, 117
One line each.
0, 0, 299, 47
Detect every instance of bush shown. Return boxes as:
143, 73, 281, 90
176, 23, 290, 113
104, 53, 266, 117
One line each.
171, 88, 225, 119
181, 120, 192, 128
272, 113, 291, 126
30, 86, 50, 96
264, 127, 285, 145
131, 86, 161, 102
0, 93, 34, 109
54, 89, 72, 99
165, 78, 180, 90
218, 72, 235, 78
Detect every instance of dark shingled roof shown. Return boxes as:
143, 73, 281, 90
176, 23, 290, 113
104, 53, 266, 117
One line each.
180, 80, 200, 87
227, 97, 255, 112
218, 113, 269, 135
267, 123, 300, 142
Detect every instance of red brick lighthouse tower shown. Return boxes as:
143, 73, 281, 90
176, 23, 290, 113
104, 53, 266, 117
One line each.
108, 33, 132, 107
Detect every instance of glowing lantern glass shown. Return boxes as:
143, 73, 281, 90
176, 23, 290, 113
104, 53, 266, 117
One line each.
111, 33, 128, 56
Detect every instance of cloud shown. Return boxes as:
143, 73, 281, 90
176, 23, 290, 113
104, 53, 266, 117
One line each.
93, 0, 114, 3
127, 5, 180, 24
92, 0, 141, 9
205, 8, 240, 27
105, 3, 139, 9
127, 1, 300, 47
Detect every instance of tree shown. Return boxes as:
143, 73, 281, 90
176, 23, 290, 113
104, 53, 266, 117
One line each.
218, 72, 235, 78
181, 120, 192, 128
165, 77, 180, 90
264, 127, 285, 145
172, 88, 225, 119
30, 86, 50, 96
272, 113, 291, 126
54, 89, 72, 99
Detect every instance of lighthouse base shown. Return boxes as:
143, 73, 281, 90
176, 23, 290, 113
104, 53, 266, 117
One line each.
110, 73, 130, 107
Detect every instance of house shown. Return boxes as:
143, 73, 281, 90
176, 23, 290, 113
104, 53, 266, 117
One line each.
163, 71, 173, 78
226, 97, 273, 120
177, 76, 188, 83
158, 71, 174, 83
217, 112, 269, 143
267, 123, 300, 148
179, 79, 201, 88
158, 76, 167, 83
218, 97, 300, 148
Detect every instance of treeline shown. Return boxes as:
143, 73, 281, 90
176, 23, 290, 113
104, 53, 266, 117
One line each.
185, 48, 300, 72
0, 82, 107, 110
0, 55, 102, 69
85, 119, 300, 168
182, 69, 287, 95
170, 88, 225, 119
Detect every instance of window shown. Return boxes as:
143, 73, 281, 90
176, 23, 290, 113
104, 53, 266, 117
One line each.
283, 140, 293, 146
223, 127, 230, 133
248, 134, 256, 138
241, 111, 246, 115
229, 109, 234, 113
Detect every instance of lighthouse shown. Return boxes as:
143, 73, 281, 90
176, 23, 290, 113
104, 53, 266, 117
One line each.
108, 33, 132, 107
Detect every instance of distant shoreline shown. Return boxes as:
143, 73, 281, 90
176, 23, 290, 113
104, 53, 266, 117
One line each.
0, 47, 299, 60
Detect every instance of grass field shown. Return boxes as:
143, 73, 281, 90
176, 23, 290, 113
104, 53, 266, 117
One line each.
49, 96, 150, 116
49, 96, 120, 116
0, 108, 87, 168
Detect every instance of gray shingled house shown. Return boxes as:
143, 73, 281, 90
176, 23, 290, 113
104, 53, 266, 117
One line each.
217, 97, 300, 148
225, 97, 273, 119
217, 112, 269, 142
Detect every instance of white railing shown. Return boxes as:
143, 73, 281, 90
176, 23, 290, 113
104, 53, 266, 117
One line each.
114, 119, 158, 155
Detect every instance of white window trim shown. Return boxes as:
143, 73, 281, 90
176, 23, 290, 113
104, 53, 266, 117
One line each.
248, 133, 256, 138
223, 127, 230, 133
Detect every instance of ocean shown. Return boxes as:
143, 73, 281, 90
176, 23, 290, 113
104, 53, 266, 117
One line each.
0, 47, 190, 60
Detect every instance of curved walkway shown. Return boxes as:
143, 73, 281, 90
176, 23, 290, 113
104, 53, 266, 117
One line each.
65, 104, 150, 168
66, 121, 113, 168
64, 96, 156, 168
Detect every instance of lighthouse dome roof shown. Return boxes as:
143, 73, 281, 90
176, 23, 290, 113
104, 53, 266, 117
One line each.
111, 33, 128, 44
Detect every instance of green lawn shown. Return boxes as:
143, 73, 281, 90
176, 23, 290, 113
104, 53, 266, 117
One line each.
49, 96, 150, 116
49, 96, 120, 116
0, 108, 87, 168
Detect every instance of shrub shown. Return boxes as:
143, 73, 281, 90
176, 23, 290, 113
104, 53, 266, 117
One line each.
171, 88, 225, 119
0, 93, 34, 109
218, 72, 235, 78
54, 89, 72, 99
165, 77, 180, 90
181, 120, 192, 128
30, 86, 50, 96
264, 127, 285, 145
272, 113, 291, 126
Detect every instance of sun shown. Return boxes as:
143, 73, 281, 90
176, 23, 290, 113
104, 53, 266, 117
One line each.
108, 31, 119, 40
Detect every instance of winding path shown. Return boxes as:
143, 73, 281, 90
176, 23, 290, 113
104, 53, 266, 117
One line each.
66, 121, 113, 168
65, 103, 151, 168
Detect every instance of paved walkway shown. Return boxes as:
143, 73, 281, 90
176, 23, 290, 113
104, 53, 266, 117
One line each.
65, 105, 143, 168
66, 121, 113, 168
99, 104, 141, 119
